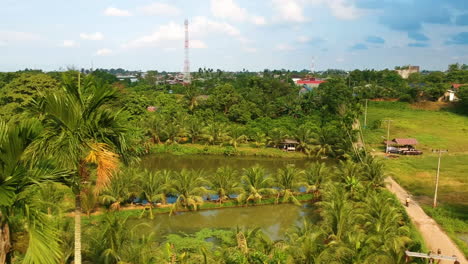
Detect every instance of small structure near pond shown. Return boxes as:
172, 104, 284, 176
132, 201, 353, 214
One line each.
279, 139, 299, 152
384, 138, 423, 155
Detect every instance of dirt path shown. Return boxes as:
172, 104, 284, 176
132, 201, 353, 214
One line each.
385, 177, 467, 264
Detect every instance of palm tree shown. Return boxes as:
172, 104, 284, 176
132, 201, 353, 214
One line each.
274, 165, 304, 205
304, 162, 330, 196
237, 166, 276, 204
227, 125, 248, 149
209, 167, 242, 203
250, 131, 268, 148
169, 169, 209, 213
338, 160, 363, 197
100, 170, 137, 211
33, 74, 130, 264
163, 118, 184, 144
139, 169, 172, 219
185, 117, 204, 144
286, 220, 325, 263
362, 155, 386, 188
0, 120, 65, 264
294, 124, 315, 153
319, 184, 357, 242
145, 113, 164, 144
267, 128, 288, 148
203, 122, 228, 145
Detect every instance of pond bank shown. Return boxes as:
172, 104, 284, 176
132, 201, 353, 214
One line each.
81, 193, 316, 221
150, 143, 308, 158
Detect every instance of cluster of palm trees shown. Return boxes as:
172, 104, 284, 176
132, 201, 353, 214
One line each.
145, 112, 344, 157
75, 159, 421, 263
89, 163, 328, 217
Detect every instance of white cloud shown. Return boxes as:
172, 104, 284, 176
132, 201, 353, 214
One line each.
272, 0, 306, 22
243, 47, 257, 53
251, 16, 267, 25
62, 40, 77, 47
0, 40, 6, 46
104, 7, 132, 17
123, 17, 244, 49
80, 32, 104, 40
191, 40, 208, 49
307, 0, 362, 20
210, 0, 267, 25
95, 48, 112, 56
139, 3, 181, 16
275, 43, 295, 51
0, 31, 41, 43
297, 36, 310, 43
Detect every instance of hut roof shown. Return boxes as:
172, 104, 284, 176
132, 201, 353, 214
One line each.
385, 138, 418, 145
281, 139, 299, 144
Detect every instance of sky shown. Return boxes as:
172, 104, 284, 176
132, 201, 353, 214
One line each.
1, 0, 468, 72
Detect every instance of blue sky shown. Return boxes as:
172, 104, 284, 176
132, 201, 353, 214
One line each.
1, 0, 468, 72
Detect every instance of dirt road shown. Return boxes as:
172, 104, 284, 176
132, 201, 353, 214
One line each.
386, 177, 467, 264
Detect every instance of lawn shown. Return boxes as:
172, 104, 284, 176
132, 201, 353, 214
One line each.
362, 101, 468, 256
362, 101, 468, 152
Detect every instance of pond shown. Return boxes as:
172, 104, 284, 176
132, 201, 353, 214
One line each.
127, 154, 321, 241
129, 203, 319, 241
139, 154, 318, 173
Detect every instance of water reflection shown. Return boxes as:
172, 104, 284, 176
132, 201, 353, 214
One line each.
129, 203, 319, 241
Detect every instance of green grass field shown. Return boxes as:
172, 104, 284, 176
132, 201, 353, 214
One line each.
362, 101, 468, 256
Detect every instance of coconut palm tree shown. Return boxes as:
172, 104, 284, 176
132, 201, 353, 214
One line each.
0, 120, 66, 264
145, 113, 164, 144
209, 167, 242, 203
227, 125, 248, 149
203, 122, 228, 145
170, 169, 209, 213
294, 124, 315, 153
362, 155, 386, 188
286, 220, 325, 264
139, 169, 172, 219
237, 166, 276, 204
304, 162, 330, 196
267, 128, 288, 148
274, 165, 304, 205
250, 131, 268, 148
319, 184, 357, 242
33, 74, 130, 264
100, 170, 138, 211
185, 117, 204, 144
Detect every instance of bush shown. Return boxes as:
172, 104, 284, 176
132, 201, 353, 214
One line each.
399, 94, 414, 103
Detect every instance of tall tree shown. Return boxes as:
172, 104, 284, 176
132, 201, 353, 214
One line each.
33, 73, 130, 264
0, 120, 65, 264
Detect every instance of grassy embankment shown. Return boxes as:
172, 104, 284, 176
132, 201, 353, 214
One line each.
82, 193, 316, 223
150, 143, 306, 158
362, 101, 468, 256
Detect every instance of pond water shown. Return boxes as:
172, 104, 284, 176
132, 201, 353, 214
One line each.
129, 203, 319, 241
127, 154, 321, 240
139, 154, 318, 173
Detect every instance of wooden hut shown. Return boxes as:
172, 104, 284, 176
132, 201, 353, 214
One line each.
279, 139, 299, 152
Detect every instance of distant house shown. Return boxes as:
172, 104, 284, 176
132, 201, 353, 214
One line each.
384, 138, 422, 155
440, 83, 466, 102
294, 78, 326, 94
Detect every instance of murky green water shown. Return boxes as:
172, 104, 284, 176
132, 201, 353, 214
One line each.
140, 154, 317, 173
129, 203, 318, 241
133, 154, 320, 240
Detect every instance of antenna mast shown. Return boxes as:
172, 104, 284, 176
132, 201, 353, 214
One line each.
183, 19, 191, 84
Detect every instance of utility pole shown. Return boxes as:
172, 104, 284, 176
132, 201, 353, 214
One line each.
384, 120, 393, 153
432, 149, 448, 208
363, 99, 368, 128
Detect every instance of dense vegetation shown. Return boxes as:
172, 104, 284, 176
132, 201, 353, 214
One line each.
1, 64, 467, 263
